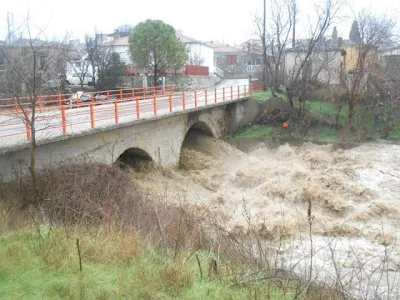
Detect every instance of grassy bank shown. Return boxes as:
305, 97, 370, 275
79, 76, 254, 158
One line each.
1, 163, 328, 299
240, 91, 400, 143
251, 90, 287, 103
0, 226, 290, 299
234, 124, 340, 144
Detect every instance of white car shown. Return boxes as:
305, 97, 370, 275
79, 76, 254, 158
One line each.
66, 73, 95, 86
65, 92, 117, 106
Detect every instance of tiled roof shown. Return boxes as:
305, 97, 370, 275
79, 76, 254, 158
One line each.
176, 33, 199, 44
206, 42, 244, 54
105, 36, 130, 46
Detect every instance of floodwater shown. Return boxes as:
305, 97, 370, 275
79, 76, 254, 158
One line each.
129, 132, 400, 299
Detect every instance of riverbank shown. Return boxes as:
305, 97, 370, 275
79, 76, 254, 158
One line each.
2, 129, 400, 298
245, 91, 400, 144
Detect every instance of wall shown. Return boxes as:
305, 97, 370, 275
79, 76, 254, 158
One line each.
228, 99, 260, 134
165, 75, 221, 91
284, 51, 341, 85
112, 45, 131, 65
215, 53, 262, 79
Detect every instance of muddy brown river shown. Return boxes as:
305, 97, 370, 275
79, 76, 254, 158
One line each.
130, 133, 400, 299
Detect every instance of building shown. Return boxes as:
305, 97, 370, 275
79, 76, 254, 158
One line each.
176, 32, 214, 74
207, 41, 263, 79
283, 49, 342, 85
0, 38, 67, 94
101, 32, 215, 76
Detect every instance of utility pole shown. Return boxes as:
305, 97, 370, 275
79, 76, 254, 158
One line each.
262, 0, 267, 91
7, 12, 14, 42
292, 0, 296, 49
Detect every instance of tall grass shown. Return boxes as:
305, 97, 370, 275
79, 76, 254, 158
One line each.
4, 162, 392, 299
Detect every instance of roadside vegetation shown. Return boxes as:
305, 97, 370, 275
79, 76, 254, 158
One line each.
0, 162, 345, 299
235, 90, 400, 143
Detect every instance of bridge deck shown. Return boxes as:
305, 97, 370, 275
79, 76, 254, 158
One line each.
0, 79, 251, 150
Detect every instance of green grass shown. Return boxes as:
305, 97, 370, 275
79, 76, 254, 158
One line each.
251, 90, 287, 103
306, 101, 347, 119
0, 227, 291, 300
237, 97, 400, 142
305, 126, 341, 143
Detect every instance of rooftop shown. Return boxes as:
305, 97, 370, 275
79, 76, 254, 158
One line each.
206, 41, 244, 54
176, 32, 200, 44
104, 36, 130, 46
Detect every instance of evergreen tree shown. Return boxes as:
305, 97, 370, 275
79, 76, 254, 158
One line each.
349, 20, 361, 43
332, 26, 338, 45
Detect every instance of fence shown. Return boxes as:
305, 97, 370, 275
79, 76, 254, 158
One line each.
0, 85, 252, 144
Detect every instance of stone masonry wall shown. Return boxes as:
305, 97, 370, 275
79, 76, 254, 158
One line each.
165, 75, 222, 91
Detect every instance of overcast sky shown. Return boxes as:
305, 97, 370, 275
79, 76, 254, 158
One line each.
1, 0, 399, 45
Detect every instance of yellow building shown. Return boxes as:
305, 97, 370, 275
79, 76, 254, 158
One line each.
341, 45, 376, 72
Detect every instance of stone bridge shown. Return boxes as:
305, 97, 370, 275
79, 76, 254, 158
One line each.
0, 83, 259, 181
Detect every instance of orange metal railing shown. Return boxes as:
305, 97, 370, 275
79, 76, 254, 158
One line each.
0, 84, 253, 143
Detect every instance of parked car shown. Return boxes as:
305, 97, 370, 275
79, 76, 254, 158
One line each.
65, 92, 117, 106
65, 73, 95, 86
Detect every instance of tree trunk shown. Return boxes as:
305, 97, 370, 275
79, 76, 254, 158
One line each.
287, 88, 294, 107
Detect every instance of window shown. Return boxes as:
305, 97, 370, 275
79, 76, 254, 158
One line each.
226, 55, 238, 65
40, 55, 46, 70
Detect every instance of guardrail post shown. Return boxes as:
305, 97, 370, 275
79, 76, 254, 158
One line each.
14, 97, 19, 113
61, 105, 66, 134
182, 92, 186, 110
250, 84, 253, 96
119, 89, 123, 101
114, 99, 119, 124
38, 96, 43, 113
143, 87, 147, 97
223, 88, 225, 101
132, 89, 135, 99
152, 86, 156, 96
244, 85, 247, 97
23, 109, 31, 141
90, 103, 94, 128
194, 90, 197, 108
76, 94, 80, 108
136, 97, 140, 120
214, 88, 217, 104
237, 86, 240, 99
107, 90, 110, 101
205, 89, 208, 105
231, 86, 233, 100
169, 93, 173, 113
153, 94, 157, 116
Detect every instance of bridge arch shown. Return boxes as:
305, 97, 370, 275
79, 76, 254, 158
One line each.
185, 120, 216, 138
179, 120, 217, 169
116, 147, 153, 170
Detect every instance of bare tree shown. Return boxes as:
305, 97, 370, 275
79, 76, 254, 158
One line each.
341, 10, 396, 137
0, 17, 67, 201
65, 46, 91, 89
188, 51, 204, 66
85, 32, 101, 88
285, 0, 344, 107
